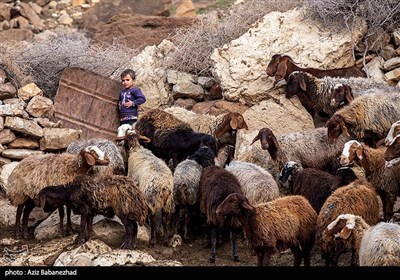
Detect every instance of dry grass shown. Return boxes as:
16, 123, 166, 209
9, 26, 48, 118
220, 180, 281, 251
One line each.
165, 0, 304, 76
2, 32, 138, 101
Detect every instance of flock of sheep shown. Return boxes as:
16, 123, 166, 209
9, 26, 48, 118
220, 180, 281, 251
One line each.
4, 53, 400, 267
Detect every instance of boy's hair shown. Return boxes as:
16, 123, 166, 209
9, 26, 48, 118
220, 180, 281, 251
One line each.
121, 69, 136, 80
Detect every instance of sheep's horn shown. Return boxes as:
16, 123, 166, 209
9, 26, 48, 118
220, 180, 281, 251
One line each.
139, 135, 151, 143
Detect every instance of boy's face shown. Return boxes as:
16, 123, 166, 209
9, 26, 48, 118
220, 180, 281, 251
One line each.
121, 74, 135, 89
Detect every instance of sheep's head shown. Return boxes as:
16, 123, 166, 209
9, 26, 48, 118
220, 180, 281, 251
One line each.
250, 128, 279, 159
331, 167, 358, 191
285, 71, 307, 98
278, 161, 301, 185
266, 53, 282, 76
330, 84, 354, 109
216, 193, 253, 217
385, 135, 400, 168
384, 120, 400, 146
83, 145, 110, 166
339, 140, 362, 166
326, 115, 350, 143
323, 214, 357, 241
215, 112, 248, 139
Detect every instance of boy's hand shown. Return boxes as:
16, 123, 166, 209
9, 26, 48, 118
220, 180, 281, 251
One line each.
124, 100, 133, 107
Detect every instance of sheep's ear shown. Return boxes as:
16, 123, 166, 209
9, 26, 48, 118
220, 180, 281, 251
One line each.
340, 121, 350, 138
355, 145, 363, 160
344, 85, 354, 103
139, 135, 151, 143
241, 198, 253, 210
338, 226, 352, 239
299, 78, 307, 91
39, 193, 46, 209
230, 117, 238, 130
84, 152, 96, 166
275, 60, 287, 81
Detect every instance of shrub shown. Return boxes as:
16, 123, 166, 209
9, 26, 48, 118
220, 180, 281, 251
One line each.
165, 0, 303, 76
4, 32, 138, 101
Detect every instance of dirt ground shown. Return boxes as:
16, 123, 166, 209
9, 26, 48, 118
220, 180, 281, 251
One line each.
0, 218, 353, 268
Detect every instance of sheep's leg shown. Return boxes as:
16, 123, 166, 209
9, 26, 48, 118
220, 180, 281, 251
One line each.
85, 214, 94, 242
76, 213, 87, 245
290, 246, 302, 266
230, 228, 240, 262
57, 206, 65, 236
65, 206, 73, 235
384, 194, 396, 221
209, 225, 217, 263
302, 247, 312, 267
259, 249, 271, 267
377, 191, 387, 219
183, 207, 190, 241
350, 247, 358, 266
131, 219, 138, 248
149, 213, 157, 247
21, 199, 35, 239
161, 210, 172, 245
14, 204, 24, 238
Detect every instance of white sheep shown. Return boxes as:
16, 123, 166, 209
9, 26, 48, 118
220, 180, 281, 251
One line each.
66, 138, 125, 175
324, 213, 400, 266
6, 146, 110, 239
116, 129, 175, 247
224, 160, 280, 204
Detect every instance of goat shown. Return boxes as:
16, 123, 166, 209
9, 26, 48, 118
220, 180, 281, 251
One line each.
266, 54, 366, 82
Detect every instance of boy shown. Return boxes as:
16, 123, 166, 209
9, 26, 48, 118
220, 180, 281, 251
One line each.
118, 69, 146, 126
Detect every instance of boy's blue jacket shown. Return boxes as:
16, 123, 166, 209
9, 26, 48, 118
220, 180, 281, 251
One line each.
118, 87, 146, 119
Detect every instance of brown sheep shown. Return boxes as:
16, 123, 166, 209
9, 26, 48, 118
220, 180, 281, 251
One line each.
6, 146, 110, 239
216, 193, 317, 267
316, 179, 380, 266
266, 54, 366, 82
39, 174, 148, 249
199, 165, 243, 264
340, 140, 400, 221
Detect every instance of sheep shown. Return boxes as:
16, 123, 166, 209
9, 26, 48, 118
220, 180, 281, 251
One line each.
38, 174, 148, 249
340, 140, 400, 221
383, 120, 400, 146
323, 214, 400, 266
285, 71, 337, 121
325, 93, 400, 147
385, 134, 400, 168
115, 129, 175, 247
134, 108, 218, 168
278, 162, 359, 213
172, 145, 216, 240
6, 146, 110, 239
329, 78, 400, 110
198, 164, 244, 263
316, 179, 381, 266
164, 107, 248, 148
224, 160, 280, 205
216, 193, 317, 267
250, 126, 346, 177
66, 138, 125, 176
266, 54, 366, 83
